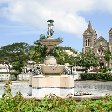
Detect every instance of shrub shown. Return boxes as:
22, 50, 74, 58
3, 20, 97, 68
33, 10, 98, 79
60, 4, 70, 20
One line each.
80, 73, 112, 81
1, 81, 112, 112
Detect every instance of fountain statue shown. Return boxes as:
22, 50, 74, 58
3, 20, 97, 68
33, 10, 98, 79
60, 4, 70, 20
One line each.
29, 20, 74, 98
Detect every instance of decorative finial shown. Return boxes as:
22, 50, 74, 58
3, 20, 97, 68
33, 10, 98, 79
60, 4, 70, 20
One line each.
88, 21, 92, 30
47, 20, 54, 38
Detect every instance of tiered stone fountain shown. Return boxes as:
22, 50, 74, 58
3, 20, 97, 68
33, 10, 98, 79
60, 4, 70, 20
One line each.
29, 20, 74, 98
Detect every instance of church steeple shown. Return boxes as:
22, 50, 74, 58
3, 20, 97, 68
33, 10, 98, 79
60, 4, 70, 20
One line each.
87, 21, 92, 30
82, 21, 97, 53
83, 21, 94, 35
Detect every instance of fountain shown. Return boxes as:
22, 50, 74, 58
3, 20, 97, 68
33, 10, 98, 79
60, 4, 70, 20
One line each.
29, 20, 74, 98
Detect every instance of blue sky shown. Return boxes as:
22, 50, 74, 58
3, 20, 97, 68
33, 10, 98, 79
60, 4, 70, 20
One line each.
0, 0, 112, 52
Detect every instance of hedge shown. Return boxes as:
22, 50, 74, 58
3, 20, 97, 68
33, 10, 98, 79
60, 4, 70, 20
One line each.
80, 73, 112, 81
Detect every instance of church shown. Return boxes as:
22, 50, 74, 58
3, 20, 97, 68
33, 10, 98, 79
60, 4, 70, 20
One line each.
82, 21, 112, 69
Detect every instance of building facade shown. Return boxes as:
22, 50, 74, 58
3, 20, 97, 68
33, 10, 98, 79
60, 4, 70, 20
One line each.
0, 64, 11, 81
82, 21, 112, 68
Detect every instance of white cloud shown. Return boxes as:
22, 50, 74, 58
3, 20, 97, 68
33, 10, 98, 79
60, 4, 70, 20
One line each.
97, 0, 112, 13
0, 0, 112, 36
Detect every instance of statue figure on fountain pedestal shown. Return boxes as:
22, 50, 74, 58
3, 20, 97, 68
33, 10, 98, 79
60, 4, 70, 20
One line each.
47, 20, 54, 38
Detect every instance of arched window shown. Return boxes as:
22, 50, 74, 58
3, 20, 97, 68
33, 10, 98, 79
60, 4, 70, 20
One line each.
85, 39, 90, 46
86, 40, 88, 46
88, 39, 90, 46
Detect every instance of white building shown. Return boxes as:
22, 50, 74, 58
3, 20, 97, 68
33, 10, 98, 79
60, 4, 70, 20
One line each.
0, 64, 11, 81
18, 61, 36, 81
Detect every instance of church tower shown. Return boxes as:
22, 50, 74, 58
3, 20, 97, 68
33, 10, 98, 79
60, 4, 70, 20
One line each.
109, 28, 112, 52
82, 21, 97, 53
109, 28, 112, 68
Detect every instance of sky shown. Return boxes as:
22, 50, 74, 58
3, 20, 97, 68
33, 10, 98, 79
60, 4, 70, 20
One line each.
0, 0, 112, 52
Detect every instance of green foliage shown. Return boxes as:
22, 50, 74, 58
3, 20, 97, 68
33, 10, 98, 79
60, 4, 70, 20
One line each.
1, 81, 112, 111
53, 46, 76, 65
31, 35, 47, 63
0, 42, 30, 75
0, 42, 29, 61
99, 66, 109, 73
12, 61, 24, 74
104, 49, 112, 67
2, 81, 12, 98
1, 92, 112, 111
77, 50, 99, 72
104, 50, 111, 62
80, 73, 112, 81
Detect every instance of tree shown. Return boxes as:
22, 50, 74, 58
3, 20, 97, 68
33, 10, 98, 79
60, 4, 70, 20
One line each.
78, 50, 99, 72
31, 34, 47, 63
53, 46, 76, 65
104, 49, 112, 68
0, 42, 30, 77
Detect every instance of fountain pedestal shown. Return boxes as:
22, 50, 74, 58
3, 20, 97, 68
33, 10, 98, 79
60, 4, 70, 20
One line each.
30, 20, 74, 98
30, 55, 74, 97
31, 75, 74, 97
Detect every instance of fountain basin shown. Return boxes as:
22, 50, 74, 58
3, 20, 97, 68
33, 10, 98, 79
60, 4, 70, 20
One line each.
40, 39, 62, 46
41, 65, 64, 75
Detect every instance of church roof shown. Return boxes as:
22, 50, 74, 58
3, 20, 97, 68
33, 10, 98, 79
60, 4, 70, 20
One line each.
94, 36, 108, 48
95, 36, 108, 45
97, 36, 107, 42
83, 21, 96, 35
